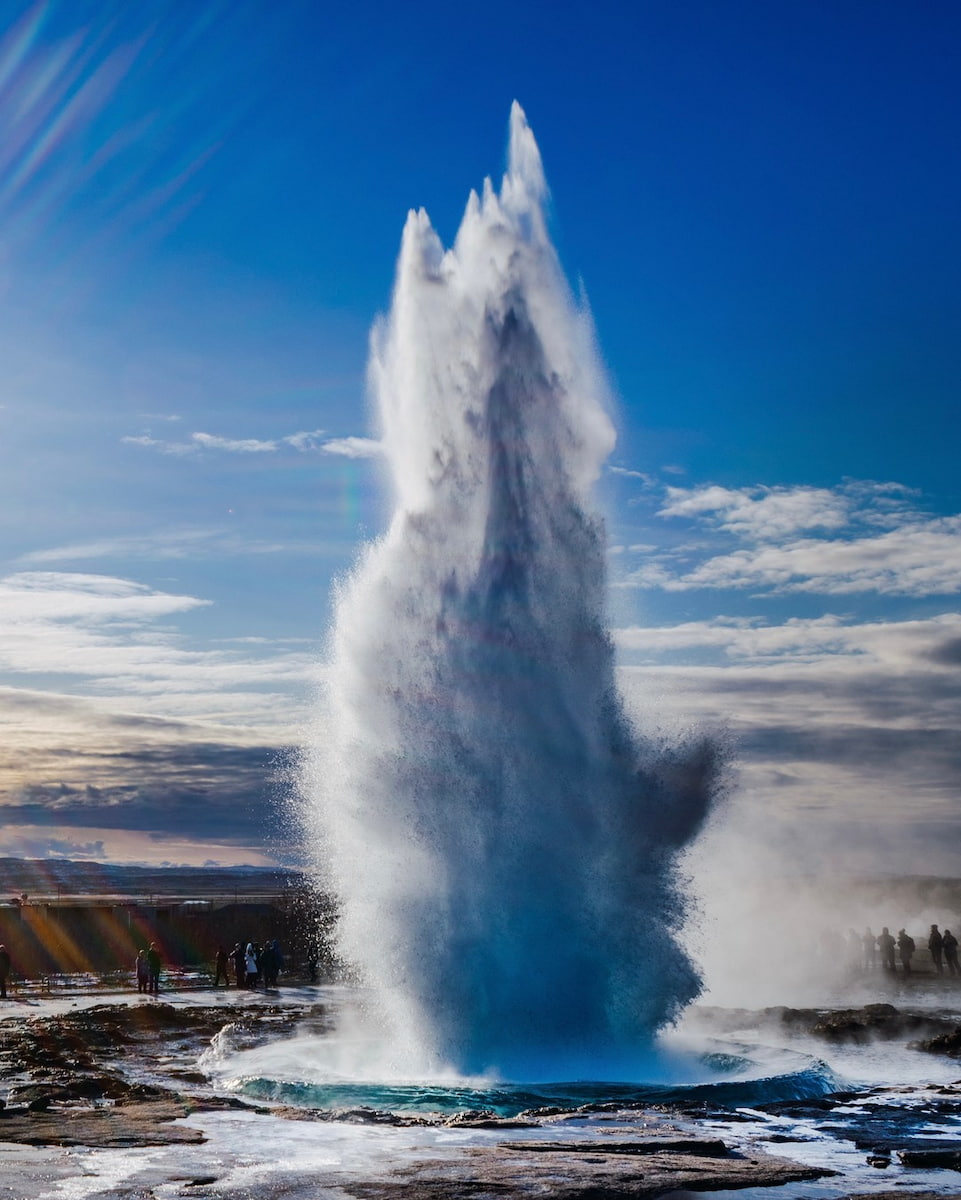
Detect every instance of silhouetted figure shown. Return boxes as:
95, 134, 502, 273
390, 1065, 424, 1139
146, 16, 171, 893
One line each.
259, 940, 280, 988
232, 943, 245, 987
878, 927, 896, 972
261, 940, 278, 989
928, 925, 944, 975
214, 946, 229, 987
136, 949, 149, 993
0, 944, 10, 999
146, 942, 162, 995
943, 929, 959, 977
862, 927, 877, 971
897, 928, 915, 975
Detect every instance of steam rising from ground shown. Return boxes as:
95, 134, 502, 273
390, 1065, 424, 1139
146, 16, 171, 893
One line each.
300, 104, 721, 1080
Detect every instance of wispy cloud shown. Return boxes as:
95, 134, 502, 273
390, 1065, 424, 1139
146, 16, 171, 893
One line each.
122, 428, 328, 456
609, 465, 654, 483
659, 483, 853, 538
0, 571, 315, 729
319, 436, 382, 459
614, 612, 961, 669
616, 479, 960, 596
19, 527, 347, 566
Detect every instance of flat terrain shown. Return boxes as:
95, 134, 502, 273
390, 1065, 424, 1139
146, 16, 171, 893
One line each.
0, 985, 959, 1198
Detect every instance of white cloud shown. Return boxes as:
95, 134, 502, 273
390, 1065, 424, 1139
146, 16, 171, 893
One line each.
121, 434, 198, 456
320, 436, 383, 459
618, 479, 961, 597
122, 428, 327, 455
671, 516, 961, 595
609, 466, 653, 483
660, 483, 852, 539
19, 527, 347, 565
0, 571, 315, 732
613, 612, 961, 670
191, 432, 279, 453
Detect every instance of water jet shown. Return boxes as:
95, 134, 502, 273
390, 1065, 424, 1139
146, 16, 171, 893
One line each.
301, 103, 720, 1080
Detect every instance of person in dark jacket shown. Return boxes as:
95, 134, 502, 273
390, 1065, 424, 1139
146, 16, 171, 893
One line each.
877, 927, 896, 972
135, 949, 149, 993
897, 929, 915, 975
260, 940, 278, 990
0, 944, 10, 999
214, 946, 229, 987
928, 925, 944, 974
943, 929, 959, 977
146, 943, 162, 995
232, 943, 246, 987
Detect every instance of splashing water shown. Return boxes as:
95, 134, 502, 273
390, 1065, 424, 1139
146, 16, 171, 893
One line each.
301, 103, 720, 1081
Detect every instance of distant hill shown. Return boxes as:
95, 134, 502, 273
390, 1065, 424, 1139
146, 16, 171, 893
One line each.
0, 858, 304, 899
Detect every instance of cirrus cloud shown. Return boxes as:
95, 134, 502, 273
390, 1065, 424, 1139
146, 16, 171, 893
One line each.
617, 478, 961, 597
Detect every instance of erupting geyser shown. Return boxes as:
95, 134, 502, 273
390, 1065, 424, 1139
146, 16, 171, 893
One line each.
302, 104, 720, 1080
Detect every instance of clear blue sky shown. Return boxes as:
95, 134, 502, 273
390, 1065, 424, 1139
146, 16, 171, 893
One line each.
1, 0, 959, 871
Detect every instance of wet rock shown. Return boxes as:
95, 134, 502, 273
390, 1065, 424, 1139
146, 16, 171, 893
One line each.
0, 1099, 203, 1146
344, 1141, 832, 1200
444, 1111, 539, 1129
507, 1137, 730, 1157
910, 1026, 961, 1057
898, 1142, 961, 1169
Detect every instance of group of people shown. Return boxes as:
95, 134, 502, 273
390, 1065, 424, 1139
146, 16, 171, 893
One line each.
850, 924, 960, 976
134, 943, 163, 995
134, 938, 285, 993
213, 940, 285, 990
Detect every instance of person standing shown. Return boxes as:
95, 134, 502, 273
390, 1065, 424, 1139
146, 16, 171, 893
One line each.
0, 944, 10, 999
861, 928, 877, 971
244, 942, 258, 989
232, 943, 246, 988
214, 946, 229, 987
146, 942, 162, 996
943, 929, 959, 977
135, 949, 149, 993
878, 927, 896, 972
897, 928, 915, 975
260, 940, 278, 990
928, 925, 944, 975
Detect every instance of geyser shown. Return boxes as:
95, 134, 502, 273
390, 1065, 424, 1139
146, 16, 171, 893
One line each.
302, 103, 719, 1079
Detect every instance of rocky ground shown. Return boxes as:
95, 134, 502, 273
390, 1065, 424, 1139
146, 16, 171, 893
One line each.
0, 991, 959, 1198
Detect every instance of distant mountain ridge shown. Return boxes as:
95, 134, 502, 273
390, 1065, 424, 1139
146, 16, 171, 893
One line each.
0, 858, 300, 899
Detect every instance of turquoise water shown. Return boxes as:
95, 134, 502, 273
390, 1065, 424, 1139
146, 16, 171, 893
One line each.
223, 1060, 840, 1119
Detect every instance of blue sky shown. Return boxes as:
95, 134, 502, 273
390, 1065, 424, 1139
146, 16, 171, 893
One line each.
1, 0, 959, 871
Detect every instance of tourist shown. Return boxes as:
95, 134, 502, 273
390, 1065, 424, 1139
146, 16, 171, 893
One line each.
877, 927, 896, 973
0, 943, 10, 999
943, 929, 959, 977
261, 939, 282, 989
232, 943, 246, 987
897, 929, 915, 975
136, 949, 149, 993
260, 940, 275, 989
928, 925, 944, 975
244, 942, 258, 988
861, 927, 877, 971
146, 942, 162, 995
214, 946, 229, 987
